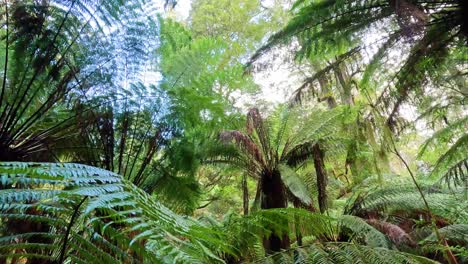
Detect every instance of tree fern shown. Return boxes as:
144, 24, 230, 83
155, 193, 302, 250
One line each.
1, 162, 459, 263
256, 242, 438, 264
158, 17, 256, 131
0, 0, 159, 161
214, 106, 351, 216
344, 185, 466, 222
421, 224, 468, 263
418, 116, 468, 189
207, 208, 400, 262
423, 224, 468, 246
249, 0, 466, 131
0, 162, 231, 263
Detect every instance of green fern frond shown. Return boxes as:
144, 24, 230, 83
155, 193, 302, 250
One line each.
290, 106, 349, 148
423, 224, 468, 245
437, 159, 467, 190
212, 208, 334, 261
338, 215, 391, 248
0, 162, 231, 263
256, 242, 438, 264
248, 0, 391, 64
418, 116, 468, 159
430, 135, 468, 187
421, 224, 468, 262
344, 185, 465, 221
279, 164, 313, 206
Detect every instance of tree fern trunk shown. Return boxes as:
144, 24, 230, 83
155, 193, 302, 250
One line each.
242, 174, 249, 215
461, 0, 468, 37
312, 144, 328, 213
318, 75, 337, 109
333, 64, 353, 106
260, 169, 290, 252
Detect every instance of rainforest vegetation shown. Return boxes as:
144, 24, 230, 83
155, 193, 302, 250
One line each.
0, 0, 466, 263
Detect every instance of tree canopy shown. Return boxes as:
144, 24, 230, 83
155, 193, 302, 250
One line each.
0, 0, 466, 263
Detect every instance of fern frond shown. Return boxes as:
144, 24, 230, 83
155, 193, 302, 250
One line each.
0, 162, 230, 263
423, 224, 468, 245
345, 185, 465, 221
338, 215, 391, 248
430, 134, 468, 187
437, 159, 467, 190
256, 242, 438, 264
418, 116, 468, 159
421, 224, 468, 262
279, 164, 313, 206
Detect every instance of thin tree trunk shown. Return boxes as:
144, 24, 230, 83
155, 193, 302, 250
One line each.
312, 144, 328, 213
461, 0, 468, 37
292, 198, 303, 247
318, 75, 337, 109
333, 64, 353, 106
242, 174, 249, 215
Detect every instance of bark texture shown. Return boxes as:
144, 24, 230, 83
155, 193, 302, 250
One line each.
260, 169, 290, 252
312, 143, 328, 213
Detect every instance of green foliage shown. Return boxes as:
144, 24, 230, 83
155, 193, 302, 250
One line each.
189, 0, 288, 56
204, 207, 439, 263
1, 0, 466, 263
0, 162, 231, 263
250, 0, 466, 131
418, 115, 468, 189
345, 185, 467, 222
259, 243, 438, 264
422, 224, 468, 262
212, 105, 352, 212
279, 164, 313, 206
155, 16, 268, 215
1, 162, 463, 263
0, 0, 159, 160
159, 17, 256, 131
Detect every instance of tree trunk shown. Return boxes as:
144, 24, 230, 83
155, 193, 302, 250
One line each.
318, 75, 337, 109
333, 64, 354, 106
461, 0, 468, 37
242, 174, 249, 215
260, 169, 290, 253
312, 144, 328, 213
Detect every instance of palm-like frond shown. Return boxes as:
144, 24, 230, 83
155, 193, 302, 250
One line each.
338, 215, 392, 248
208, 207, 439, 261
344, 185, 466, 222
423, 224, 468, 246
249, 0, 466, 132
0, 0, 158, 161
437, 159, 467, 191
279, 164, 313, 206
256, 242, 438, 264
0, 162, 455, 263
421, 224, 468, 263
145, 166, 202, 215
212, 208, 333, 261
211, 208, 398, 260
287, 106, 350, 150
158, 17, 255, 132
418, 116, 468, 189
213, 106, 350, 213
0, 162, 231, 263
71, 95, 170, 184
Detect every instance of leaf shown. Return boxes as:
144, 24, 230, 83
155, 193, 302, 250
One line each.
279, 164, 313, 206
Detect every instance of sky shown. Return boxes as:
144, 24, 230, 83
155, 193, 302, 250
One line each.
173, 0, 192, 19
